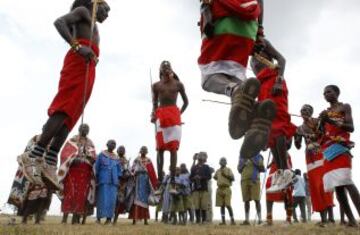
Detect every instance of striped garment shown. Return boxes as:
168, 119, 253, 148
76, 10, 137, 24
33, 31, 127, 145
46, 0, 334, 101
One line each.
198, 0, 260, 82
321, 111, 353, 192
155, 105, 182, 151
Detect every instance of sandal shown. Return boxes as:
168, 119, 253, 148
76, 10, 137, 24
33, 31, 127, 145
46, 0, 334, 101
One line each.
229, 78, 260, 139
240, 99, 276, 159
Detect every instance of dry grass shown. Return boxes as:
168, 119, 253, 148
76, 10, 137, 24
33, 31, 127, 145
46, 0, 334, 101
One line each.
0, 215, 359, 235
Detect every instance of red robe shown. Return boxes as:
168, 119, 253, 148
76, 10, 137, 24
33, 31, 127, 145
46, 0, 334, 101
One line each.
266, 155, 293, 202
155, 105, 182, 151
257, 68, 297, 148
321, 111, 353, 192
211, 0, 261, 21
58, 136, 96, 215
48, 39, 99, 131
305, 150, 334, 212
198, 0, 260, 82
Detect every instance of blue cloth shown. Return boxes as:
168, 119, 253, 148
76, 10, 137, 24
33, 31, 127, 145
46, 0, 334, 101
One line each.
323, 143, 349, 161
238, 154, 262, 183
293, 175, 306, 197
95, 152, 122, 186
171, 176, 185, 196
179, 173, 192, 196
251, 155, 261, 183
95, 152, 122, 219
96, 184, 117, 219
134, 172, 151, 208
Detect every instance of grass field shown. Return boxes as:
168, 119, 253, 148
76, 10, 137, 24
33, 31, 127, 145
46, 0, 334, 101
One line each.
0, 215, 359, 235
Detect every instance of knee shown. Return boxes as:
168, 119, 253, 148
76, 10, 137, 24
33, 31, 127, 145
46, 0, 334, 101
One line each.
48, 112, 69, 125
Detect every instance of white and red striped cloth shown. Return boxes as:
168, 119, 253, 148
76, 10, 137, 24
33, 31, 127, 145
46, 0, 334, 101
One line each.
155, 105, 182, 151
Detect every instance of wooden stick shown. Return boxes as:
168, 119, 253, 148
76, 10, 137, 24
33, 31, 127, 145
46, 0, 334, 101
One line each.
202, 99, 303, 118
202, 99, 230, 105
253, 53, 277, 70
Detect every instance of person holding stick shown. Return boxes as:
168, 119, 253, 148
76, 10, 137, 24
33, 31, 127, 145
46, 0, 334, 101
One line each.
19, 0, 110, 190
151, 61, 189, 184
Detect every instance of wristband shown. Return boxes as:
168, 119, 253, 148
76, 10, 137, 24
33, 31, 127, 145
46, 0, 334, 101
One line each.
71, 40, 82, 52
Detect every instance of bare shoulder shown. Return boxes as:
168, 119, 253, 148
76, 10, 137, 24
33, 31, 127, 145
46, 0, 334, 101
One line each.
71, 6, 90, 15
69, 6, 91, 21
87, 138, 95, 147
152, 81, 161, 90
177, 80, 185, 90
342, 103, 352, 112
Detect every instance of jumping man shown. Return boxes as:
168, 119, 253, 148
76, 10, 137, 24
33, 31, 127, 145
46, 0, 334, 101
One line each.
151, 61, 189, 183
20, 0, 110, 190
198, 0, 275, 162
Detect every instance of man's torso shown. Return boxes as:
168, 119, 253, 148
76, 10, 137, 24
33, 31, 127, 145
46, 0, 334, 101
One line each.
73, 18, 100, 46
154, 80, 181, 107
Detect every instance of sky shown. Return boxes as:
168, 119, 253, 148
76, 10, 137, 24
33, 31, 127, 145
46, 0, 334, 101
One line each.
0, 0, 360, 221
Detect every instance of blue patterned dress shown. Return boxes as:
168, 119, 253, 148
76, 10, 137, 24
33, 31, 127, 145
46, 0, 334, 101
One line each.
95, 151, 122, 219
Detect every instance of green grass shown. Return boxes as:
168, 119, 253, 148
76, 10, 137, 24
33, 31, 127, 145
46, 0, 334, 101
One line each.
0, 215, 359, 235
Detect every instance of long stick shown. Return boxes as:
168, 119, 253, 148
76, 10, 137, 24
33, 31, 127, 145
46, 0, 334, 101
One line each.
253, 53, 277, 70
202, 99, 303, 118
150, 69, 160, 171
202, 99, 231, 105
80, 0, 99, 126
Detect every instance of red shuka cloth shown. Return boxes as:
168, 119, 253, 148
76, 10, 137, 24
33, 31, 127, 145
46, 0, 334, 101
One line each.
266, 156, 293, 202
61, 162, 93, 214
128, 205, 150, 220
306, 151, 334, 212
322, 112, 352, 172
198, 0, 260, 70
257, 68, 297, 148
321, 111, 352, 191
155, 105, 182, 152
211, 0, 261, 21
48, 39, 100, 131
145, 159, 158, 190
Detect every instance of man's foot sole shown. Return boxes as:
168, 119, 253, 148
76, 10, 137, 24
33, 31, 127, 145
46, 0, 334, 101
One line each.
229, 78, 260, 140
240, 99, 276, 159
